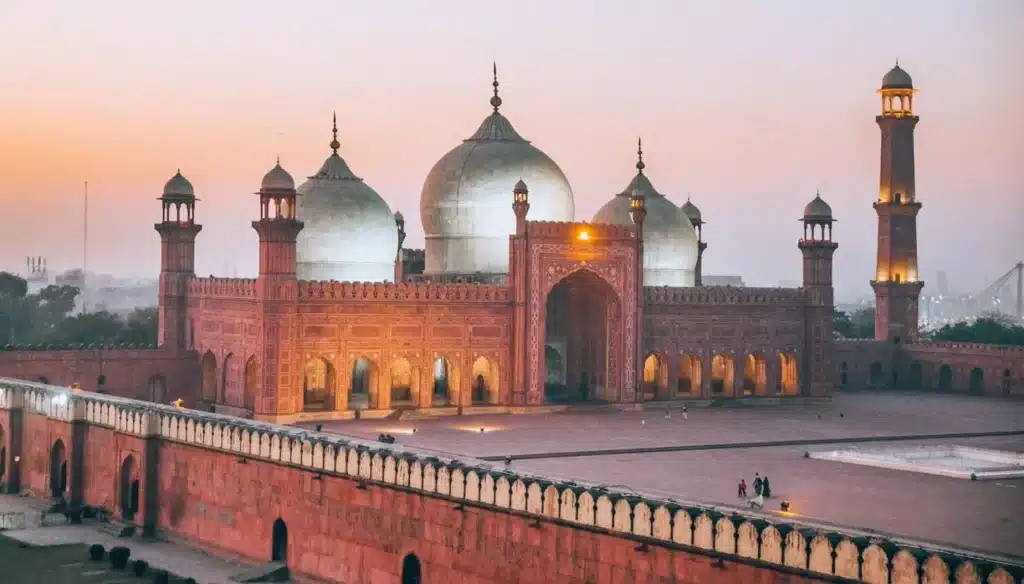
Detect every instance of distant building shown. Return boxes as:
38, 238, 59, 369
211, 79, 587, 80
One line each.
937, 270, 948, 296
22, 256, 50, 294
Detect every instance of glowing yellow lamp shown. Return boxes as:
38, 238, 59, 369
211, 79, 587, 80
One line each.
577, 230, 590, 241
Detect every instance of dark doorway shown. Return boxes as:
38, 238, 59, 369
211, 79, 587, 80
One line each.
969, 368, 985, 395
402, 553, 422, 584
908, 362, 923, 390
1003, 369, 1013, 396
839, 362, 848, 388
869, 362, 884, 386
120, 455, 138, 521
49, 440, 67, 498
938, 365, 953, 391
544, 270, 618, 403
271, 518, 288, 562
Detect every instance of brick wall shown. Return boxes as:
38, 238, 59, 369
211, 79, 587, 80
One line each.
1, 381, 1019, 584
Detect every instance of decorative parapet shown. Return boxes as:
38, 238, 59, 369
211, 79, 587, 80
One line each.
297, 281, 510, 303
524, 220, 636, 241
0, 344, 159, 352
0, 378, 1020, 582
1, 379, 161, 436
645, 286, 805, 306
907, 341, 1024, 355
187, 278, 258, 299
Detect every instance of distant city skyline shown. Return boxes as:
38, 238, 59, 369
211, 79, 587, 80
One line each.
1, 0, 1021, 300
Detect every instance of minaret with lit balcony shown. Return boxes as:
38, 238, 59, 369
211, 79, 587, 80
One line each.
871, 62, 924, 342
155, 170, 202, 349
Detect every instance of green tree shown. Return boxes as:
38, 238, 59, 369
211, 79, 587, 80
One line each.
116, 307, 158, 346
930, 315, 1024, 346
49, 311, 126, 346
833, 308, 875, 339
0, 271, 32, 344
0, 271, 158, 347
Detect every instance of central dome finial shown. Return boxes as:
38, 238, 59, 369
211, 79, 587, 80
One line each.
636, 137, 646, 173
330, 111, 340, 154
490, 61, 502, 113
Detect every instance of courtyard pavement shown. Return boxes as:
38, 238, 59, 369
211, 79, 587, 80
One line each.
306, 391, 1024, 558
0, 495, 254, 584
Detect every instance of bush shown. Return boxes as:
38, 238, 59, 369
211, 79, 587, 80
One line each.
151, 570, 169, 584
132, 559, 149, 577
88, 544, 105, 561
109, 546, 131, 570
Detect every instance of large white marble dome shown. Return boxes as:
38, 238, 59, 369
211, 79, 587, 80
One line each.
592, 148, 699, 286
295, 117, 398, 282
419, 73, 575, 279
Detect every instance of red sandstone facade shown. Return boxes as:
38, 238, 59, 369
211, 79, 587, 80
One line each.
180, 178, 835, 424
1, 67, 1021, 414
2, 382, 1019, 584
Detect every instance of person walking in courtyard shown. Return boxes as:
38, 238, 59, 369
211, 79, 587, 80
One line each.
682, 404, 688, 420
753, 473, 763, 497
738, 478, 747, 498
762, 475, 772, 498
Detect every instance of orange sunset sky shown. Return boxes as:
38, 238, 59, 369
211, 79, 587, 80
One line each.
1, 0, 1021, 300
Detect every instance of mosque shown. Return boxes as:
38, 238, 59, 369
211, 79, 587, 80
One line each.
158, 67, 844, 423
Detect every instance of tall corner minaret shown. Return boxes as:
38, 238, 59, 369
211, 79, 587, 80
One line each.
252, 158, 304, 280
871, 62, 924, 342
799, 192, 838, 396
681, 197, 705, 286
155, 170, 202, 350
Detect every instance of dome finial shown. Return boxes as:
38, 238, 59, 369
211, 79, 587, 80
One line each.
276, 154, 280, 165
330, 111, 340, 154
636, 136, 646, 173
490, 61, 503, 113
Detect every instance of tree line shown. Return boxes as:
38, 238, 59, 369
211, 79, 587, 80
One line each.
833, 307, 1024, 346
0, 272, 157, 348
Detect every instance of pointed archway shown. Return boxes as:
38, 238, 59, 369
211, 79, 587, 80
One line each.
49, 440, 67, 499
402, 553, 422, 584
271, 518, 288, 563
541, 269, 622, 404
119, 455, 139, 521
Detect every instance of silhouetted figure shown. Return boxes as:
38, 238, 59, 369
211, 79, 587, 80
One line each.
762, 476, 772, 498
579, 373, 590, 402
753, 473, 763, 496
504, 456, 512, 468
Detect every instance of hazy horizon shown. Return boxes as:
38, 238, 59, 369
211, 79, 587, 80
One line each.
2, 0, 1021, 301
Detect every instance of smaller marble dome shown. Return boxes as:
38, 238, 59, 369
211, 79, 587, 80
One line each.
592, 141, 699, 287
260, 160, 295, 192
803, 192, 833, 220
162, 170, 194, 199
881, 63, 913, 90
680, 198, 702, 224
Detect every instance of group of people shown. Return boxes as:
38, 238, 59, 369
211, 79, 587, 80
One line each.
738, 473, 772, 509
377, 433, 397, 444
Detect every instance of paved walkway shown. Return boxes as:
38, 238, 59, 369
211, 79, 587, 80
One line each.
0, 495, 255, 584
309, 391, 1024, 459
477, 429, 1024, 461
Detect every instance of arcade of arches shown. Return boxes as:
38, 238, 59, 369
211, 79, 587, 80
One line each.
644, 351, 800, 398
296, 354, 502, 411
839, 360, 1017, 396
